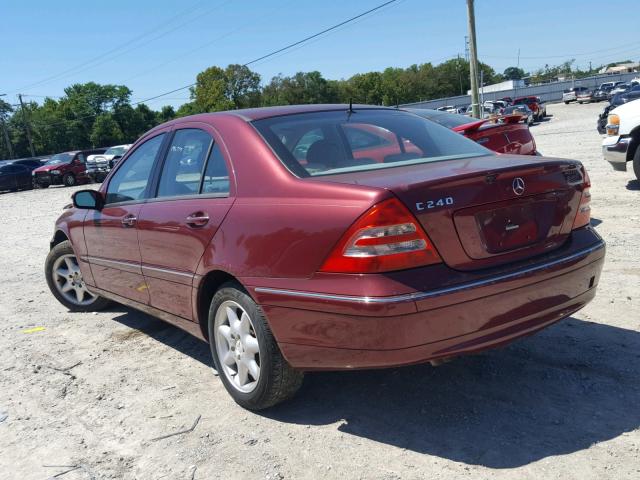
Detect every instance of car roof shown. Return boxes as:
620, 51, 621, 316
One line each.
162, 104, 397, 125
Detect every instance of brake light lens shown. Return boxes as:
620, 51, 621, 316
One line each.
572, 167, 591, 229
320, 197, 442, 273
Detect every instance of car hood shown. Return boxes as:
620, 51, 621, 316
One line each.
33, 164, 66, 173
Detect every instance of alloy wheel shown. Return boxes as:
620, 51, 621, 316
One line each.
214, 300, 261, 393
52, 254, 97, 306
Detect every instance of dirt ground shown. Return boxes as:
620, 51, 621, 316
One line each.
1, 102, 639, 480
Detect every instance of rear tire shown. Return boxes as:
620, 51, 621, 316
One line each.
45, 240, 111, 312
208, 282, 303, 410
63, 173, 76, 187
633, 146, 640, 182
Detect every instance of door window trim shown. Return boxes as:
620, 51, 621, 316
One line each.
146, 122, 235, 203
102, 130, 171, 207
151, 127, 215, 199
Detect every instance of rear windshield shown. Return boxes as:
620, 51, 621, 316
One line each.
252, 109, 490, 177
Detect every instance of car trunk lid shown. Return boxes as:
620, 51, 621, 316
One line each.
312, 154, 585, 271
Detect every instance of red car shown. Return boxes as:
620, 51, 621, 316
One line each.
513, 96, 547, 121
32, 149, 106, 188
45, 105, 604, 410
407, 108, 537, 155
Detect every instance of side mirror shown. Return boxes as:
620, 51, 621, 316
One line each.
72, 189, 103, 210
112, 155, 122, 161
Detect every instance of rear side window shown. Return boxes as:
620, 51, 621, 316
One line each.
253, 109, 490, 177
202, 144, 230, 195
157, 129, 212, 198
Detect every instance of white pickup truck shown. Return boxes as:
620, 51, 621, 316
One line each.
602, 98, 640, 180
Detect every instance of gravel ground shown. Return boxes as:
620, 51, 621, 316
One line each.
1, 102, 639, 480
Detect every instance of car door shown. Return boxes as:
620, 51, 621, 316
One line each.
0, 165, 15, 190
83, 132, 168, 304
73, 152, 89, 182
137, 125, 234, 319
14, 165, 30, 188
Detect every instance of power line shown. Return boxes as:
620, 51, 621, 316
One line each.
131, 0, 401, 106
482, 40, 640, 61
122, 0, 297, 84
12, 0, 403, 129
5, 0, 226, 94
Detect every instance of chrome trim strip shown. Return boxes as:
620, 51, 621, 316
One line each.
142, 265, 194, 279
254, 241, 605, 305
83, 255, 194, 280
83, 256, 141, 274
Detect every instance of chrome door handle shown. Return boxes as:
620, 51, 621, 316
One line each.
121, 214, 137, 227
186, 212, 209, 228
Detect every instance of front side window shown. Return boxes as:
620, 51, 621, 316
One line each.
157, 129, 212, 198
105, 133, 165, 204
252, 109, 490, 177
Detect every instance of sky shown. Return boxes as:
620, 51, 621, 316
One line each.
2, 0, 640, 109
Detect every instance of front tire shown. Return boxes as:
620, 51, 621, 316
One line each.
208, 282, 303, 410
63, 173, 76, 186
45, 240, 111, 312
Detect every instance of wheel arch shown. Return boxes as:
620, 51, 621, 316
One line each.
50, 229, 69, 250
195, 269, 250, 341
626, 125, 640, 162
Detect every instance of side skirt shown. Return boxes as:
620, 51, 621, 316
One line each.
90, 286, 207, 341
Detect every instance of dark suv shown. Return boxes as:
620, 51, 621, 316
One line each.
32, 149, 106, 188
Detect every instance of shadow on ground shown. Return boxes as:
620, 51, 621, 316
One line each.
109, 308, 640, 469
626, 179, 639, 191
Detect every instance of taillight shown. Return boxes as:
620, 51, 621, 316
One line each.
572, 167, 591, 229
320, 197, 441, 273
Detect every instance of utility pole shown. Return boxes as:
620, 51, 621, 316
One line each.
17, 94, 36, 157
457, 54, 463, 95
466, 0, 480, 118
464, 36, 469, 62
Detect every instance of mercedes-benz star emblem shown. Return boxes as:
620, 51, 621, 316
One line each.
512, 177, 525, 195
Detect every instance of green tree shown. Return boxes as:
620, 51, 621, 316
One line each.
503, 66, 526, 80
262, 71, 339, 105
90, 113, 124, 146
191, 64, 261, 112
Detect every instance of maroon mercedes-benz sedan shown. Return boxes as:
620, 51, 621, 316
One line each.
45, 105, 605, 410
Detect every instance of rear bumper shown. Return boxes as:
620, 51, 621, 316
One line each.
602, 135, 630, 171
251, 228, 605, 370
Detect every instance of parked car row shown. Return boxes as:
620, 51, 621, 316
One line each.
435, 96, 547, 123
0, 144, 133, 193
565, 79, 640, 105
